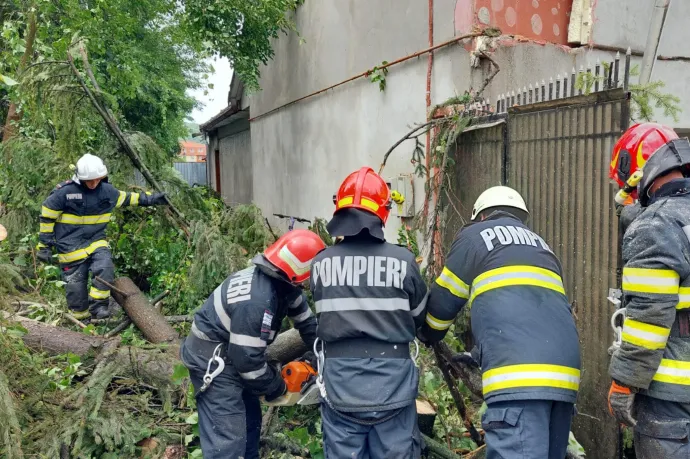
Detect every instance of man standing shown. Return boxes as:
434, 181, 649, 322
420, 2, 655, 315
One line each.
181, 229, 325, 459
420, 186, 581, 459
608, 138, 690, 458
37, 153, 168, 319
311, 167, 428, 458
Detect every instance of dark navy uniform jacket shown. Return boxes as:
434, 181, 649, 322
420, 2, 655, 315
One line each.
422, 212, 581, 404
310, 236, 428, 412
192, 265, 317, 397
39, 180, 164, 264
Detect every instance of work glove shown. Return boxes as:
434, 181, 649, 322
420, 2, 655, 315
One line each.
608, 380, 637, 427
37, 247, 54, 264
262, 391, 302, 406
416, 328, 432, 347
151, 192, 169, 206
261, 379, 301, 406
300, 351, 319, 372
452, 350, 480, 369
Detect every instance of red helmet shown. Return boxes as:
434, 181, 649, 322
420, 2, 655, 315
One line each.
333, 167, 391, 223
263, 229, 326, 284
610, 123, 678, 199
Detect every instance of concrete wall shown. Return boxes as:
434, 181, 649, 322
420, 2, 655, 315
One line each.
248, 0, 675, 238
250, 0, 431, 237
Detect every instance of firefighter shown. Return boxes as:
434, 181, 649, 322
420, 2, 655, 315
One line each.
181, 229, 325, 459
310, 167, 428, 458
608, 137, 690, 458
37, 154, 168, 319
419, 186, 581, 459
609, 123, 679, 234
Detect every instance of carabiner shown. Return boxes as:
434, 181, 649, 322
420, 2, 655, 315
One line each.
610, 308, 627, 350
199, 344, 225, 393
411, 340, 420, 365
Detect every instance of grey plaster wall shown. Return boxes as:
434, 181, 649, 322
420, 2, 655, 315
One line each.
250, 0, 431, 238
219, 130, 253, 205
248, 0, 682, 239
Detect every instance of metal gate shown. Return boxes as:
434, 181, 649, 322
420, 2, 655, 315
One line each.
446, 55, 631, 459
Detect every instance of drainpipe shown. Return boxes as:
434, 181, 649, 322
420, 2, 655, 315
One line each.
639, 0, 671, 84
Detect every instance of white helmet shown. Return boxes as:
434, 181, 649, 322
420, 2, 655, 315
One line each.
471, 186, 529, 221
73, 154, 108, 182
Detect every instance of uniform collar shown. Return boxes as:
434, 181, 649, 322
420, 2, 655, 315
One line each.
484, 210, 522, 222
648, 178, 690, 205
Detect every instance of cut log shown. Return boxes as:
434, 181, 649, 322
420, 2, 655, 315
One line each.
265, 328, 308, 363
5, 313, 307, 384
416, 399, 437, 437
108, 277, 179, 344
5, 313, 180, 386
10, 313, 108, 356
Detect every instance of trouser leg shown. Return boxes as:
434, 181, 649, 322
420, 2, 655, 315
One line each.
548, 402, 574, 459
243, 389, 261, 459
61, 261, 89, 313
482, 400, 551, 459
368, 403, 422, 458
88, 248, 114, 318
181, 338, 248, 459
321, 403, 370, 459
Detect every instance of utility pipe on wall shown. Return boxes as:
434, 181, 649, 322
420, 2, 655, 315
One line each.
640, 0, 671, 84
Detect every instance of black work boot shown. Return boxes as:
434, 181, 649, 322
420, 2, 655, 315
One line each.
90, 303, 112, 320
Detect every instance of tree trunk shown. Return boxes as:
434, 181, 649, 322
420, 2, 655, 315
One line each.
265, 328, 308, 363
2, 11, 37, 143
109, 277, 179, 344
14, 313, 108, 356
6, 314, 307, 381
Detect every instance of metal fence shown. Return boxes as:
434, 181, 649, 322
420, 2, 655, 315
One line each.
134, 162, 207, 188
446, 51, 631, 459
174, 162, 207, 187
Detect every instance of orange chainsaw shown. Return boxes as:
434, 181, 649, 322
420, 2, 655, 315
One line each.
281, 360, 320, 405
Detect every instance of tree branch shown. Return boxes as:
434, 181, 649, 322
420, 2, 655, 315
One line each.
67, 45, 191, 237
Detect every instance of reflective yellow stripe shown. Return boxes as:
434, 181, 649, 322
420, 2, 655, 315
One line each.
58, 240, 109, 263
621, 318, 670, 350
470, 265, 565, 303
473, 265, 562, 284
40, 222, 55, 233
56, 213, 112, 225
337, 196, 353, 207
130, 193, 140, 207
425, 312, 453, 330
116, 191, 127, 208
41, 206, 61, 219
435, 267, 470, 299
359, 197, 380, 212
622, 267, 679, 295
678, 287, 690, 310
482, 364, 580, 394
89, 287, 110, 299
336, 196, 380, 211
652, 359, 690, 386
